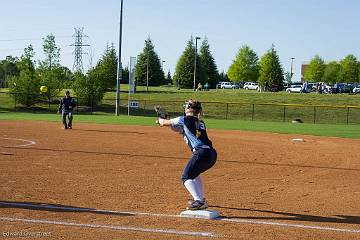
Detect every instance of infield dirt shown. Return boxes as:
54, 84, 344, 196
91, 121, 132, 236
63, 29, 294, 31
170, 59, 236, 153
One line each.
0, 120, 359, 239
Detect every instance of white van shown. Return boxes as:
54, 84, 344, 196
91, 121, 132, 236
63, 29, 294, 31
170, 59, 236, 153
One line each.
217, 82, 239, 89
243, 82, 259, 91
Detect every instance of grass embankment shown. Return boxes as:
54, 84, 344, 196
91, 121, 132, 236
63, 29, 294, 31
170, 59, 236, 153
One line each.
1, 85, 360, 131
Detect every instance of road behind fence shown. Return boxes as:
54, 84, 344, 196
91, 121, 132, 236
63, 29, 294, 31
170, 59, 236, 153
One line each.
1, 92, 360, 125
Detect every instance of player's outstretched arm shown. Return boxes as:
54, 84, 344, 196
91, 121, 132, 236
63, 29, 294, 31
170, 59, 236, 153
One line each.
158, 118, 172, 127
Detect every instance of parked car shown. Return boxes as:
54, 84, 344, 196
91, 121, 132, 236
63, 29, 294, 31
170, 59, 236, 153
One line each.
243, 82, 259, 91
353, 86, 360, 94
322, 83, 332, 94
217, 82, 239, 89
286, 85, 302, 93
307, 82, 317, 92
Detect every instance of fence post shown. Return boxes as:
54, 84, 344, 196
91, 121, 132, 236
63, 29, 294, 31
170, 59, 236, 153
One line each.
283, 105, 286, 122
225, 103, 229, 120
346, 107, 350, 125
252, 104, 255, 121
144, 100, 147, 116
313, 106, 316, 124
91, 98, 94, 114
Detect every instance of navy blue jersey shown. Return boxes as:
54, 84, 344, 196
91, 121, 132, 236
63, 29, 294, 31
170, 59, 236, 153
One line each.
58, 97, 76, 112
170, 116, 213, 151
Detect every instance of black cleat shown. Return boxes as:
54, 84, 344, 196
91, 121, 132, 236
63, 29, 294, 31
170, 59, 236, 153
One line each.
187, 200, 208, 210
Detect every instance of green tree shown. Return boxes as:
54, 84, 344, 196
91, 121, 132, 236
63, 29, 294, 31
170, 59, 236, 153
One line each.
258, 45, 284, 90
97, 44, 118, 89
284, 72, 292, 84
58, 66, 74, 88
227, 45, 259, 83
173, 37, 205, 89
8, 45, 41, 107
166, 70, 172, 84
0, 56, 19, 88
322, 61, 341, 84
219, 71, 230, 83
72, 66, 107, 106
339, 54, 359, 83
122, 66, 130, 84
38, 34, 64, 101
199, 38, 219, 89
135, 38, 165, 87
304, 54, 325, 82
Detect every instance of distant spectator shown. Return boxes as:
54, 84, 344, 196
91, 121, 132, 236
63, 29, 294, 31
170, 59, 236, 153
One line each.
301, 81, 308, 94
204, 83, 209, 91
196, 83, 203, 91
317, 82, 323, 94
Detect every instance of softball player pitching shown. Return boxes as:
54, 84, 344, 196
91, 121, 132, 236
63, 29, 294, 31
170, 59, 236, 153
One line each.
157, 100, 217, 210
57, 90, 76, 129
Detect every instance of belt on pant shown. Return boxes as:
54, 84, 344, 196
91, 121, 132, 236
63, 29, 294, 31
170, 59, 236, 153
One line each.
192, 145, 210, 152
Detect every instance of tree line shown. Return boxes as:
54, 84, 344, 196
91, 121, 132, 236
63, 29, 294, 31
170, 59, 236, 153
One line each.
1, 33, 360, 108
304, 54, 360, 84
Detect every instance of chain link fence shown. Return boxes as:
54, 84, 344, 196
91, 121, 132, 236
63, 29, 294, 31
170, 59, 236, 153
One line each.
1, 92, 360, 124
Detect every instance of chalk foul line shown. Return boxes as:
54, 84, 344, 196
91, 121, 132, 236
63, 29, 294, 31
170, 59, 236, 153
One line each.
0, 202, 359, 234
0, 216, 216, 237
221, 218, 360, 234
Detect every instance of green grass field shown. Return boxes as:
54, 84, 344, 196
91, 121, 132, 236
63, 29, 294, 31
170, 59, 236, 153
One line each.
1, 85, 360, 128
1, 112, 360, 139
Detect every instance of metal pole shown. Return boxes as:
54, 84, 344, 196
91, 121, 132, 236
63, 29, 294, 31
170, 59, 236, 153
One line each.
4, 72, 7, 88
225, 103, 229, 120
290, 57, 295, 81
146, 39, 151, 92
193, 37, 200, 91
115, 0, 124, 116
128, 58, 131, 116
283, 105, 286, 122
252, 104, 255, 121
146, 54, 149, 91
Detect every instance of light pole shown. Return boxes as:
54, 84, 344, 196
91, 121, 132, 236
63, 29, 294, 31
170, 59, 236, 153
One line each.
146, 39, 151, 92
193, 36, 201, 91
290, 57, 295, 80
115, 0, 124, 116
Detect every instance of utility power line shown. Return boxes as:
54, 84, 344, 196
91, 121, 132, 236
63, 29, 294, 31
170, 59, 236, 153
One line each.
70, 28, 90, 73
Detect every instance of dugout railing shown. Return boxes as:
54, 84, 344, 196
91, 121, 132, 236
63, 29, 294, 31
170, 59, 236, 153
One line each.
1, 92, 360, 125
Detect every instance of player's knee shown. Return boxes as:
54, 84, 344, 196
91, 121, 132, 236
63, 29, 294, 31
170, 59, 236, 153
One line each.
181, 173, 198, 183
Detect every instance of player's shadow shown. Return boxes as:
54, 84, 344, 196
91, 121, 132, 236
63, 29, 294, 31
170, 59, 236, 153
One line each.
0, 201, 133, 217
71, 129, 146, 135
2, 144, 360, 172
211, 205, 360, 225
2, 146, 187, 160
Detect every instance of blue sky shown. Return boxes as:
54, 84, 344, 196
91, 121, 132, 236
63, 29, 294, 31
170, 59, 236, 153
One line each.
1, 0, 359, 81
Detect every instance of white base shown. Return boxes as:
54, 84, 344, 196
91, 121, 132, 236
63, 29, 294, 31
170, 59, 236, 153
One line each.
292, 138, 304, 142
180, 210, 220, 219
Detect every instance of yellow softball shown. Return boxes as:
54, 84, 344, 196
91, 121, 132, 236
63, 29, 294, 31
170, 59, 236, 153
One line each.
40, 86, 48, 93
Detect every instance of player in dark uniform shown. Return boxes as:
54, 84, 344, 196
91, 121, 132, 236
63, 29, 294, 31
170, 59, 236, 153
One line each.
58, 90, 76, 129
158, 100, 217, 210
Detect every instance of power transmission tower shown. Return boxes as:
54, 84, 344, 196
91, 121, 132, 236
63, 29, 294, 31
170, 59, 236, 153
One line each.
71, 27, 89, 73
